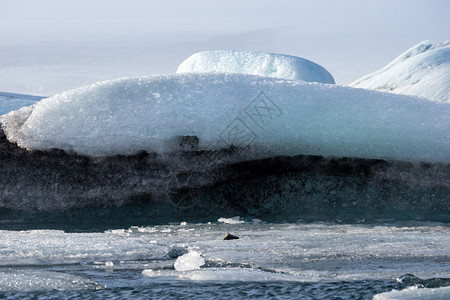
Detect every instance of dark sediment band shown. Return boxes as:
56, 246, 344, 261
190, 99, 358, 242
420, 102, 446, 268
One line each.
1, 128, 449, 230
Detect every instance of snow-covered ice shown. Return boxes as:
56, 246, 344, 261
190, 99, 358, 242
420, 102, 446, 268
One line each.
351, 41, 450, 102
2, 73, 449, 163
177, 50, 335, 84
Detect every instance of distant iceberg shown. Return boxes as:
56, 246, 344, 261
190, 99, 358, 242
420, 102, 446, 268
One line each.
350, 41, 450, 102
2, 73, 449, 163
176, 50, 335, 84
0, 92, 44, 116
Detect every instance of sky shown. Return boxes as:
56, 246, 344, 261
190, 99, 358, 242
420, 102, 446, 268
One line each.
0, 0, 449, 96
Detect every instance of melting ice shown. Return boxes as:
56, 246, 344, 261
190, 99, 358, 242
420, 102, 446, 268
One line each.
0, 222, 449, 297
2, 73, 449, 162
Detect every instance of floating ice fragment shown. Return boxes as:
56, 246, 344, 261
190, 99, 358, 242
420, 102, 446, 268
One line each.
177, 268, 301, 282
373, 286, 450, 300
174, 251, 205, 271
107, 229, 126, 234
218, 216, 245, 224
252, 218, 264, 224
105, 261, 114, 267
142, 269, 154, 276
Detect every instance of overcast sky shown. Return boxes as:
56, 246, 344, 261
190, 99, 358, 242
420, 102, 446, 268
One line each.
1, 0, 449, 95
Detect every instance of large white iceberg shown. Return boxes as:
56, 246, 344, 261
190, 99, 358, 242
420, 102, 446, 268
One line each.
176, 50, 335, 84
350, 41, 450, 102
1, 73, 449, 162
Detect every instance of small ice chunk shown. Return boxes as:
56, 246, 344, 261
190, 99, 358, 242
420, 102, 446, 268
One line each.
218, 216, 245, 224
373, 286, 450, 300
252, 218, 264, 224
177, 268, 301, 282
105, 261, 114, 267
142, 269, 154, 276
174, 251, 205, 271
107, 229, 125, 234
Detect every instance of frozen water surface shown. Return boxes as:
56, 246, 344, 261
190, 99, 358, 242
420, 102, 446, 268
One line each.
0, 222, 448, 298
0, 270, 101, 292
0, 230, 168, 266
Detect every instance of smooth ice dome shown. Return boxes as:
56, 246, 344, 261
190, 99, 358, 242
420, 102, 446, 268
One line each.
176, 50, 335, 84
350, 41, 450, 102
174, 251, 205, 271
1, 73, 449, 163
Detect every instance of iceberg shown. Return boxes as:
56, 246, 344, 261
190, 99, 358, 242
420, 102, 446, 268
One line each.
0, 73, 449, 220
350, 41, 450, 102
0, 92, 44, 116
2, 73, 449, 163
176, 50, 335, 84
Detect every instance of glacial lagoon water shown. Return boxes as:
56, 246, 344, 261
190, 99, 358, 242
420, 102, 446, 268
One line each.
1, 221, 449, 299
